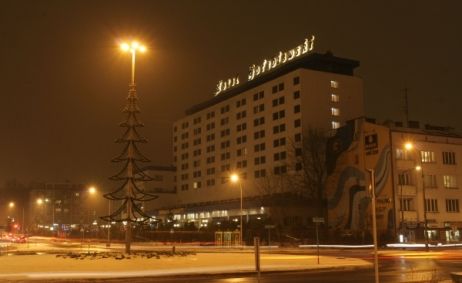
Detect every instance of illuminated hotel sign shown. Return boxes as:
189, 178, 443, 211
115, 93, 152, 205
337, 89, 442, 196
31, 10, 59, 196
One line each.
214, 35, 315, 96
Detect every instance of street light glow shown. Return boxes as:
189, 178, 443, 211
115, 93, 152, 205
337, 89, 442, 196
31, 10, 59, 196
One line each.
415, 165, 422, 171
36, 198, 43, 205
404, 142, 413, 150
230, 173, 239, 183
8, 202, 15, 208
88, 186, 97, 195
119, 40, 147, 53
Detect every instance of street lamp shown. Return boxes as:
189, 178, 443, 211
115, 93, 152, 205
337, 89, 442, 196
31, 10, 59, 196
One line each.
404, 142, 429, 251
7, 201, 25, 234
119, 40, 147, 85
230, 173, 244, 246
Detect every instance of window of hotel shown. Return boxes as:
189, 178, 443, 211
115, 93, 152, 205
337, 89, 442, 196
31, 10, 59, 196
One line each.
181, 153, 189, 160
193, 138, 201, 146
254, 156, 266, 165
294, 105, 301, 114
236, 135, 247, 144
193, 117, 201, 125
206, 134, 215, 142
294, 119, 301, 128
274, 151, 287, 161
253, 104, 265, 114
193, 127, 201, 135
181, 132, 189, 140
220, 140, 230, 149
206, 168, 215, 175
273, 124, 286, 134
220, 117, 229, 126
443, 175, 457, 189
193, 160, 200, 167
254, 143, 266, 152
295, 148, 302, 157
272, 110, 285, 121
181, 142, 189, 149
236, 98, 247, 108
220, 105, 230, 114
236, 123, 247, 132
272, 85, 278, 93
273, 137, 286, 147
421, 151, 435, 163
446, 199, 460, 213
206, 179, 215, 187
220, 129, 230, 137
253, 117, 265, 127
295, 163, 302, 171
193, 149, 201, 157
278, 83, 284, 91
331, 94, 340, 102
272, 96, 285, 107
293, 91, 300, 99
331, 121, 340, 129
274, 165, 287, 175
181, 184, 189, 191
193, 170, 201, 178
295, 133, 302, 142
221, 164, 230, 172
236, 147, 247, 157
206, 145, 215, 153
331, 107, 340, 116
181, 122, 189, 129
330, 80, 339, 88
221, 152, 231, 161
236, 110, 247, 120
423, 174, 437, 188
206, 156, 215, 164
181, 163, 188, 170
254, 130, 265, 140
193, 182, 201, 189
254, 169, 266, 178
293, 77, 300, 85
443, 152, 456, 165
206, 122, 215, 131
253, 91, 264, 101
400, 198, 414, 211
236, 160, 247, 168
173, 136, 177, 142
425, 199, 438, 212
206, 111, 215, 119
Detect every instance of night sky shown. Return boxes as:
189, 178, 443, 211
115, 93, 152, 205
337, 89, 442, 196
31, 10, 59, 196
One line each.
0, 0, 461, 191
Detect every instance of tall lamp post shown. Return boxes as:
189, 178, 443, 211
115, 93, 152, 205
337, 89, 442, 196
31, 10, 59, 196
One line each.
404, 142, 429, 251
230, 173, 244, 247
7, 202, 24, 234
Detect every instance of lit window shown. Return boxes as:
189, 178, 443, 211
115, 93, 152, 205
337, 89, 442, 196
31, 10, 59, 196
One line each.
193, 181, 201, 189
331, 121, 340, 129
420, 151, 435, 163
331, 107, 340, 116
331, 94, 339, 102
330, 80, 339, 88
443, 175, 457, 189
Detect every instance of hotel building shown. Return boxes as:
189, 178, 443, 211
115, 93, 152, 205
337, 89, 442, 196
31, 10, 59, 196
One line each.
168, 40, 364, 229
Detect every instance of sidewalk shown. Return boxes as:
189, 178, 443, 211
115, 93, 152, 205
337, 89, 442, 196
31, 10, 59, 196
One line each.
0, 250, 371, 281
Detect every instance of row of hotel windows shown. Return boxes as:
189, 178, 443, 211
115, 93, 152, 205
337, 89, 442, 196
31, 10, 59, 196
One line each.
175, 76, 301, 133
330, 80, 340, 130
180, 164, 304, 191
174, 121, 302, 154
398, 173, 458, 189
400, 198, 460, 213
396, 149, 457, 164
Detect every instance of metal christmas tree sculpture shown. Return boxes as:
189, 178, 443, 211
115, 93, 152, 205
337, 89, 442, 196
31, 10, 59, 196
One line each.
102, 41, 157, 254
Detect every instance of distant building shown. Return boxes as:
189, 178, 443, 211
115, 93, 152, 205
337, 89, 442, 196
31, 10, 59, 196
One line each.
28, 182, 90, 234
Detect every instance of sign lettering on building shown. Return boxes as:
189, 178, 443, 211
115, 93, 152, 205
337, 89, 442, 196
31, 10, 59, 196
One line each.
214, 35, 315, 96
365, 133, 379, 156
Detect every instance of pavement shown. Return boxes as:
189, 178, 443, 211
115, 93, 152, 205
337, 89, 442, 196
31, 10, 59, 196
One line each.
0, 238, 372, 281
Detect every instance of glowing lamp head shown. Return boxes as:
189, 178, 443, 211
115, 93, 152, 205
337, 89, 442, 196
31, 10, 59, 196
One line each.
230, 174, 239, 183
8, 202, 15, 208
415, 165, 422, 171
120, 43, 130, 52
139, 45, 147, 53
131, 41, 139, 49
404, 142, 413, 151
36, 198, 43, 205
88, 186, 96, 195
